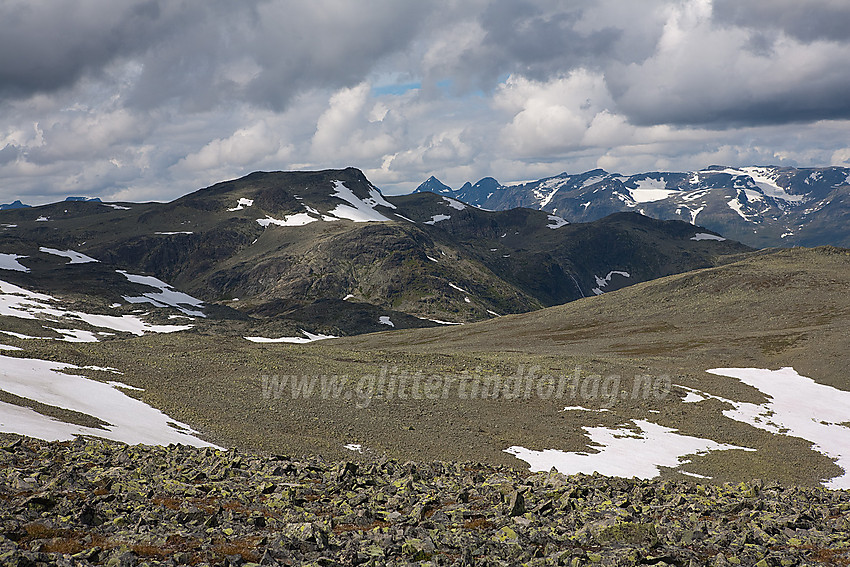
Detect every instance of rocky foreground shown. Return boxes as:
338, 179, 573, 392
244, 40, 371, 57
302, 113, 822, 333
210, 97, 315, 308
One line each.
0, 438, 848, 566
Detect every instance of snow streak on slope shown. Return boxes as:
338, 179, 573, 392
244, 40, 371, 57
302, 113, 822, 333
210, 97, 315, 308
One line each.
740, 167, 806, 203
0, 353, 219, 447
442, 196, 466, 210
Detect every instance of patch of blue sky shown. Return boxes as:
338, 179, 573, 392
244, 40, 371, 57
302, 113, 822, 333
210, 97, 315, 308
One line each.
372, 82, 421, 96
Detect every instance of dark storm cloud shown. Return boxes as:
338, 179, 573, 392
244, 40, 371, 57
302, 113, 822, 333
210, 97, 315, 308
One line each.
421, 0, 621, 93
0, 1, 179, 97
241, 1, 431, 111
604, 0, 850, 129
0, 144, 20, 165
477, 0, 621, 80
0, 0, 425, 111
713, 0, 850, 43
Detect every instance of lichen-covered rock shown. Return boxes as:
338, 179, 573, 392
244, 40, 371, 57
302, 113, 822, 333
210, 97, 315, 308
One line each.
0, 437, 848, 565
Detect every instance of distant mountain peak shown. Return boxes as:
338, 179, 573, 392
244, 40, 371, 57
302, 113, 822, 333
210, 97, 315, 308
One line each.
0, 199, 30, 210
415, 176, 453, 194
65, 196, 102, 203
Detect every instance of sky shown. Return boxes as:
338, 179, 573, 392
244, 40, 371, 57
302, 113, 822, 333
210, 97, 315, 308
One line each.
2, 0, 850, 204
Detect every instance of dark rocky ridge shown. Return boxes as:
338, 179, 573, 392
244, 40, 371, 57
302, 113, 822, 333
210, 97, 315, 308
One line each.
1, 437, 848, 566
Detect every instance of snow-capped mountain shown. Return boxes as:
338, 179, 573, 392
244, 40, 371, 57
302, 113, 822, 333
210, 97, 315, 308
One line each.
415, 166, 850, 248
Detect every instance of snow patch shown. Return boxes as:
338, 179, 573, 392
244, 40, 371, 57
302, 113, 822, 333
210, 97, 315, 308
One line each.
547, 215, 569, 229
581, 175, 605, 189
424, 214, 451, 225
629, 178, 679, 203
155, 231, 194, 235
591, 271, 631, 295
35, 216, 49, 222
680, 471, 712, 480
442, 196, 466, 210
0, 254, 29, 272
727, 198, 751, 221
302, 205, 339, 222
48, 328, 100, 343
327, 180, 393, 222
505, 419, 752, 479
344, 443, 363, 453
0, 278, 192, 337
422, 318, 463, 325
690, 233, 726, 241
741, 167, 806, 203
39, 247, 99, 264
118, 271, 205, 318
379, 316, 394, 327
0, 353, 218, 447
244, 331, 337, 344
689, 206, 705, 224
706, 367, 850, 489
227, 198, 254, 211
257, 213, 317, 227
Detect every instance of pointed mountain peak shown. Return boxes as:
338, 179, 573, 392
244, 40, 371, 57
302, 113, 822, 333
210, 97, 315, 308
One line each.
415, 176, 453, 194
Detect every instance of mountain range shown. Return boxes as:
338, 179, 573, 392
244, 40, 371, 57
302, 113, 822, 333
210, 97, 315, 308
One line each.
416, 165, 850, 248
0, 167, 747, 337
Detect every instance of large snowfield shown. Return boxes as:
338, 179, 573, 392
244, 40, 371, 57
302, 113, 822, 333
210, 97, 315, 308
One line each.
507, 367, 850, 488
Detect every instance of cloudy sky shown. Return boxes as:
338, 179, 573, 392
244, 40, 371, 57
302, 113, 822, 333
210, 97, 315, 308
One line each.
2, 0, 850, 204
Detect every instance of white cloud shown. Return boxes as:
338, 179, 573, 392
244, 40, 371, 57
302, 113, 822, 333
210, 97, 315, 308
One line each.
0, 1, 849, 204
495, 71, 613, 156
178, 121, 283, 172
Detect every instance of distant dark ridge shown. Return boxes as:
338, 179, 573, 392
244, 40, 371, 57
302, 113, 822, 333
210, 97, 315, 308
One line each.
0, 199, 29, 210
